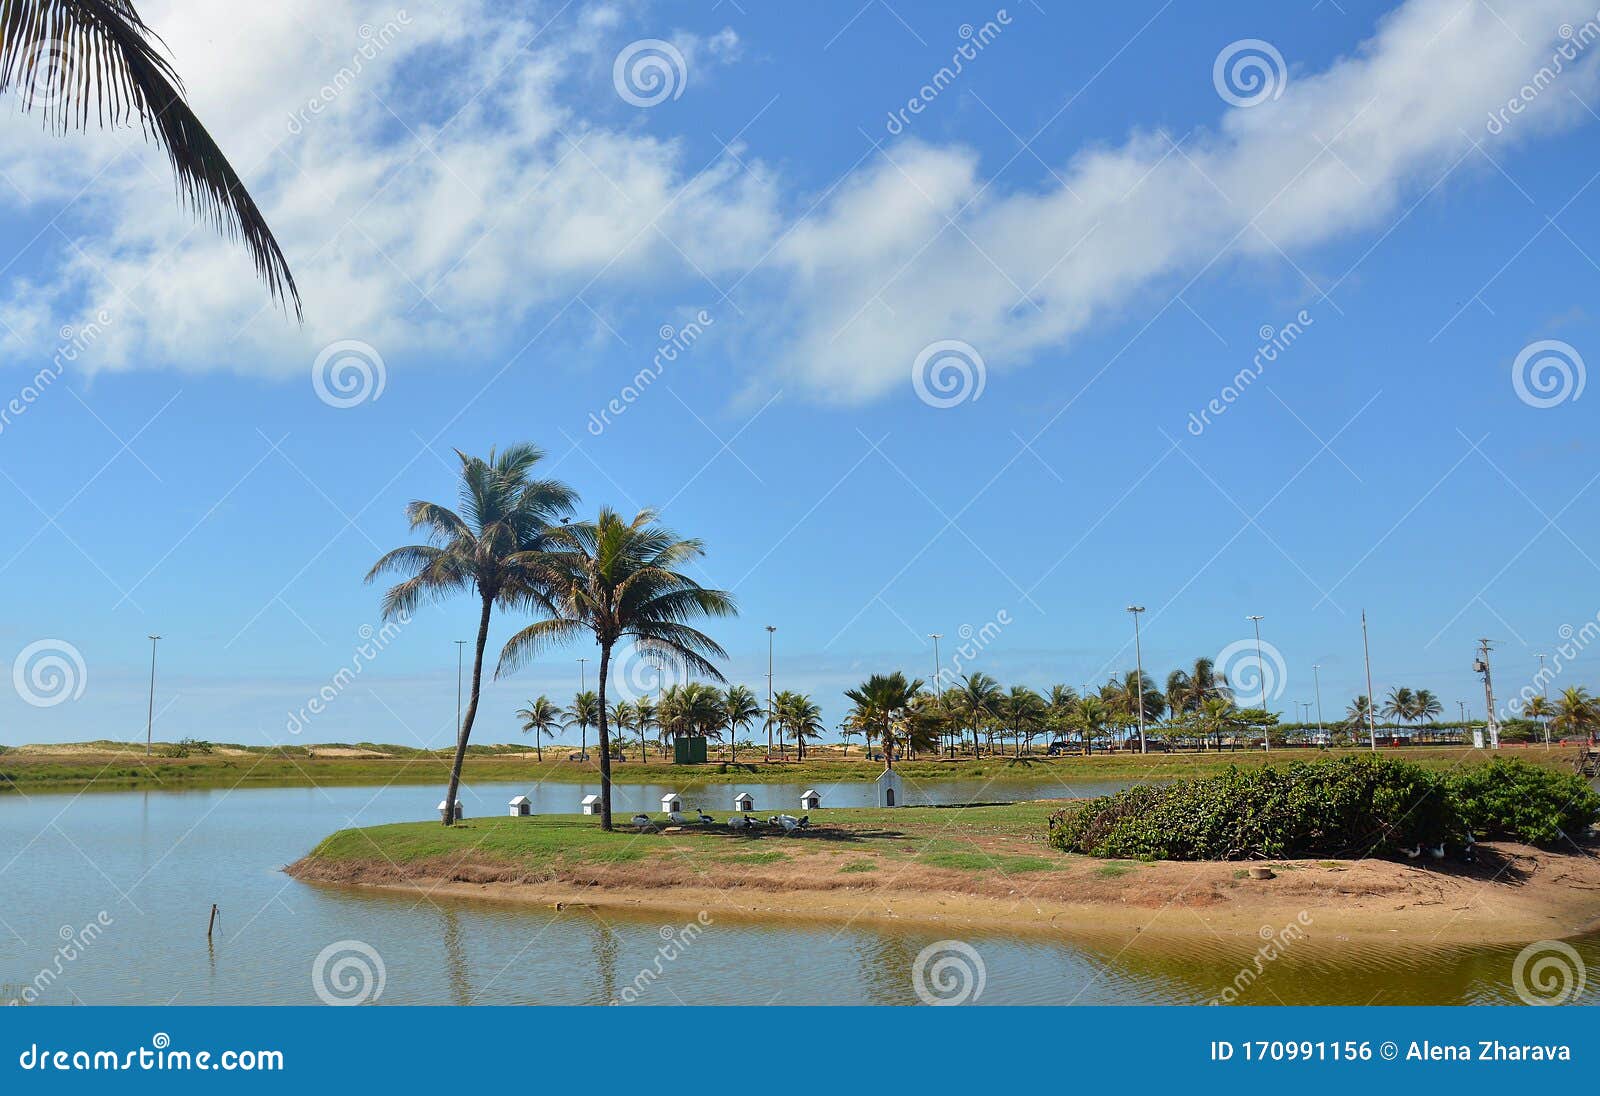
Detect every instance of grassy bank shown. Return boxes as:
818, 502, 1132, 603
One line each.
287, 803, 1600, 944
2, 741, 1584, 795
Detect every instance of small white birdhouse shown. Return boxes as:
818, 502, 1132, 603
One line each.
437, 799, 464, 821
732, 791, 755, 811
874, 770, 904, 808
508, 795, 531, 817
580, 794, 602, 816
800, 789, 822, 810
660, 791, 682, 814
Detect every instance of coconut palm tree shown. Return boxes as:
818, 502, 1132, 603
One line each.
571, 690, 599, 758
1412, 689, 1442, 741
1381, 686, 1416, 740
495, 507, 735, 831
838, 718, 862, 757
515, 695, 567, 762
1044, 685, 1078, 751
1345, 695, 1375, 742
1552, 686, 1600, 743
1166, 657, 1231, 717
367, 443, 576, 826
0, 0, 299, 314
1525, 694, 1553, 746
776, 691, 825, 759
843, 672, 924, 766
1073, 695, 1111, 755
721, 685, 761, 762
633, 696, 658, 762
949, 672, 1001, 757
998, 685, 1047, 757
610, 700, 638, 761
1194, 696, 1237, 751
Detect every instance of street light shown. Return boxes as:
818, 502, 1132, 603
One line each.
1126, 606, 1147, 754
1312, 664, 1325, 736
1246, 615, 1267, 751
1536, 653, 1551, 748
145, 635, 161, 756
765, 626, 776, 761
929, 633, 945, 756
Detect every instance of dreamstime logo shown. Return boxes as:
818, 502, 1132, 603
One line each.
0, 310, 114, 439
1511, 940, 1587, 1006
1216, 638, 1287, 705
312, 339, 386, 408
1186, 310, 1314, 436
1209, 911, 1312, 1005
286, 13, 412, 135
912, 340, 986, 408
933, 610, 1013, 691
610, 912, 712, 1004
1487, 15, 1600, 136
1512, 339, 1585, 408
5, 911, 113, 1005
883, 10, 1014, 135
285, 614, 410, 735
912, 940, 986, 1005
311, 940, 386, 1006
1213, 39, 1288, 107
19, 38, 71, 115
12, 640, 87, 708
607, 645, 676, 704
613, 39, 687, 106
587, 311, 715, 436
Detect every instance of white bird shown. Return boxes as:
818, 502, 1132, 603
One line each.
697, 809, 716, 824
669, 810, 688, 825
631, 814, 654, 830
1427, 842, 1446, 860
773, 814, 801, 834
1403, 844, 1422, 859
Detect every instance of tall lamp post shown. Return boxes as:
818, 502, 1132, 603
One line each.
1126, 606, 1147, 754
1312, 663, 1325, 737
1535, 652, 1551, 748
145, 635, 161, 756
929, 633, 945, 756
1246, 614, 1267, 751
1361, 611, 1377, 752
765, 626, 776, 761
578, 657, 589, 758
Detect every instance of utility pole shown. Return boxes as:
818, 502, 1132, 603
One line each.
765, 626, 776, 761
1474, 639, 1500, 749
1458, 699, 1468, 741
1536, 652, 1551, 748
578, 657, 589, 758
454, 640, 467, 740
1247, 615, 1267, 751
145, 635, 161, 756
1361, 611, 1377, 752
929, 633, 945, 757
1312, 663, 1325, 736
1127, 606, 1147, 753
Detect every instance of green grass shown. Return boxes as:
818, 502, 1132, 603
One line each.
5, 742, 1580, 796
1095, 862, 1135, 878
839, 860, 878, 873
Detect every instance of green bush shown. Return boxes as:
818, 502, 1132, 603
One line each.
1048, 755, 1596, 860
1449, 758, 1600, 846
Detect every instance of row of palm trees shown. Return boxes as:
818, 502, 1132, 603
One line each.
369, 445, 735, 830
1344, 685, 1600, 743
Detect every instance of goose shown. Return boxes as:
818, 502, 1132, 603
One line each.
728, 814, 753, 831
668, 810, 688, 825
630, 813, 654, 830
796, 814, 810, 829
696, 808, 716, 825
773, 814, 801, 834
1427, 842, 1446, 860
1461, 833, 1477, 863
1402, 844, 1422, 859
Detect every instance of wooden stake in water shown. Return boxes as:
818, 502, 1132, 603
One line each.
207, 904, 219, 940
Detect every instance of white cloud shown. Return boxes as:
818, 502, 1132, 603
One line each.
1, 0, 1598, 400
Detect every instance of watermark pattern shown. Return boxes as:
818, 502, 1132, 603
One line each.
286, 13, 412, 135
1487, 13, 1600, 135
12, 639, 87, 708
1512, 339, 1585, 408
1208, 911, 1312, 1005
911, 939, 987, 1005
884, 10, 1013, 135
312, 940, 386, 1006
16, 1035, 283, 1071
613, 39, 687, 107
606, 643, 676, 705
312, 339, 387, 408
586, 311, 714, 436
1503, 615, 1600, 719
933, 610, 1013, 691
285, 614, 410, 735
1, 312, 115, 438
1216, 637, 1287, 705
912, 339, 986, 408
1186, 310, 1314, 436
5, 911, 113, 1005
1213, 39, 1287, 108
610, 912, 712, 1004
1511, 940, 1587, 1006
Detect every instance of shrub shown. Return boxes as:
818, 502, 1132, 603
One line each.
1449, 758, 1600, 846
1050, 756, 1453, 860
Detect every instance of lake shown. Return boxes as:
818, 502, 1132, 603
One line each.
2, 778, 1596, 1006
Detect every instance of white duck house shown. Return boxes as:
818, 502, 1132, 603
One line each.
800, 789, 822, 810
732, 791, 755, 811
580, 794, 603, 816
508, 795, 531, 817
437, 799, 464, 822
874, 770, 904, 808
660, 791, 683, 814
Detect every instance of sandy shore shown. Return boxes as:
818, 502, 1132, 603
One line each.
287, 838, 1600, 946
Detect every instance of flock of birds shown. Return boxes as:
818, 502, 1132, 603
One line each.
1399, 833, 1475, 863
629, 808, 812, 834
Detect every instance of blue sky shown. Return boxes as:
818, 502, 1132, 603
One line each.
3, 0, 1600, 746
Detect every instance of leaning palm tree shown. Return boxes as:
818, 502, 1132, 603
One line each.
721, 685, 761, 762
496, 508, 736, 831
514, 695, 567, 762
367, 444, 576, 826
0, 1, 299, 314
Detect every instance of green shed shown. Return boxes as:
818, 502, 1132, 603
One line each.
673, 736, 708, 764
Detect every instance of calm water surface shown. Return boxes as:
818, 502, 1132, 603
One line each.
2, 778, 1595, 1006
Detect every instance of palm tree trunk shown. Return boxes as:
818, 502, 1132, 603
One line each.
442, 592, 493, 826
597, 644, 614, 831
